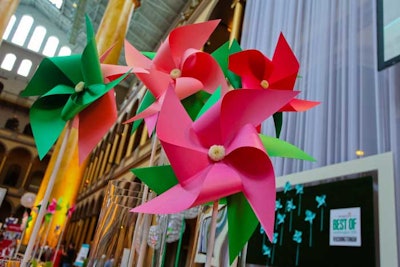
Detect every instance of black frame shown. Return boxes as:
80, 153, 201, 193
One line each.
377, 0, 400, 70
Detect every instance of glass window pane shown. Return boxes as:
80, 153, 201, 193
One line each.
27, 26, 47, 52
17, 59, 32, 77
11, 15, 34, 46
1, 54, 17, 71
58, 46, 71, 56
42, 36, 59, 57
3, 15, 16, 40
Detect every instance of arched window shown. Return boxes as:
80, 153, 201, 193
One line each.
2, 15, 16, 40
3, 164, 21, 187
1, 53, 17, 71
42, 36, 59, 57
27, 26, 47, 52
58, 46, 72, 56
17, 59, 32, 77
11, 15, 34, 46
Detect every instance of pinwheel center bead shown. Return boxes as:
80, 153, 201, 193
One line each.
208, 145, 226, 161
260, 79, 269, 89
75, 81, 85, 93
170, 68, 182, 79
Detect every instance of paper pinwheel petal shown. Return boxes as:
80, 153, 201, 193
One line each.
259, 134, 315, 161
21, 16, 132, 161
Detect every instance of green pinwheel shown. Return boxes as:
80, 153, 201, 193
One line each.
21, 16, 138, 161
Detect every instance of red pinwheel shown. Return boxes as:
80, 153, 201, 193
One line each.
229, 33, 319, 112
131, 87, 299, 240
103, 20, 229, 134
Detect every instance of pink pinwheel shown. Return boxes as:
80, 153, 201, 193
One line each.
229, 33, 319, 112
131, 87, 299, 240
103, 20, 229, 134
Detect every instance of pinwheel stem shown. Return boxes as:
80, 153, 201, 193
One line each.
279, 225, 284, 246
38, 216, 53, 261
174, 218, 186, 267
14, 224, 27, 258
295, 244, 300, 266
205, 201, 219, 267
21, 122, 72, 267
289, 211, 293, 232
129, 134, 158, 267
271, 244, 275, 265
320, 207, 324, 231
297, 195, 302, 216
309, 223, 312, 247
52, 219, 67, 264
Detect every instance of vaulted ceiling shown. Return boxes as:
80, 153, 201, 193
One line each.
19, 0, 202, 55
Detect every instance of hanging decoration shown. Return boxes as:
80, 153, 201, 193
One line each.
147, 225, 162, 250
292, 230, 303, 266
304, 209, 316, 247
295, 184, 304, 216
316, 194, 327, 231
285, 199, 296, 232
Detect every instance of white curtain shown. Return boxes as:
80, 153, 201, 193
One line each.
242, 0, 400, 248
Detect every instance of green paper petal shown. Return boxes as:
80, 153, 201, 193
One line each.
132, 90, 156, 133
142, 51, 156, 59
260, 134, 316, 161
20, 57, 78, 97
82, 16, 102, 85
30, 94, 69, 159
227, 193, 258, 264
131, 165, 178, 194
273, 112, 283, 138
212, 39, 242, 88
182, 91, 211, 120
195, 86, 221, 120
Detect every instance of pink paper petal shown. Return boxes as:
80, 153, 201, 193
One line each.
131, 166, 209, 214
220, 89, 299, 141
78, 90, 117, 163
280, 98, 320, 112
228, 144, 276, 240
192, 100, 223, 148
269, 33, 299, 88
182, 51, 229, 94
157, 87, 209, 180
124, 99, 162, 123
225, 124, 264, 155
229, 50, 272, 89
124, 40, 153, 69
136, 67, 171, 98
143, 113, 158, 136
192, 162, 243, 206
153, 20, 220, 70
174, 77, 204, 99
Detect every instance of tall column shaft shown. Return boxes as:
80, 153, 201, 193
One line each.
0, 0, 19, 45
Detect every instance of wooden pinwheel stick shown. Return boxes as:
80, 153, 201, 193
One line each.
128, 134, 158, 267
21, 121, 72, 267
205, 200, 219, 267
